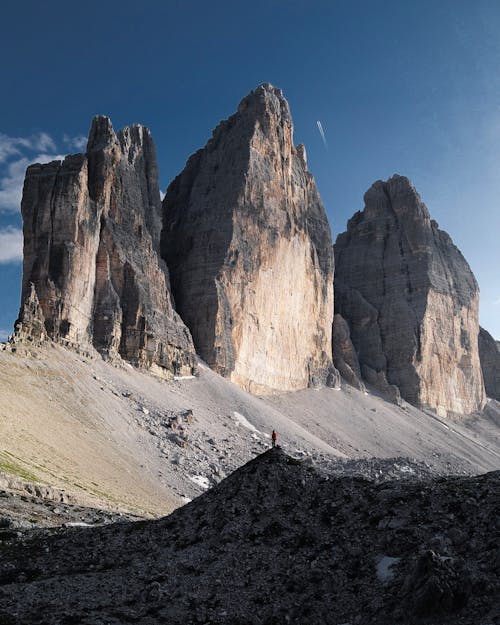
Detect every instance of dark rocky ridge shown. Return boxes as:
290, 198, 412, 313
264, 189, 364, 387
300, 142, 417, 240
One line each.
162, 83, 337, 394
479, 326, 500, 400
16, 116, 196, 377
334, 175, 485, 416
0, 449, 498, 625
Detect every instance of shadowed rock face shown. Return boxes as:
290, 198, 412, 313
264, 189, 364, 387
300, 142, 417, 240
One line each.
332, 313, 365, 391
479, 327, 500, 400
162, 83, 337, 394
17, 116, 196, 377
335, 175, 485, 416
0, 449, 498, 625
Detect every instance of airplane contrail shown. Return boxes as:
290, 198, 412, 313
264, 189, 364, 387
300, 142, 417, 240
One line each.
316, 120, 328, 149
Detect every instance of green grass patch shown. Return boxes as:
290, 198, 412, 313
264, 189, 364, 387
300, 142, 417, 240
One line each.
0, 451, 39, 483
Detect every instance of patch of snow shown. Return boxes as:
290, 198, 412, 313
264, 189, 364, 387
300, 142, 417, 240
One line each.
376, 555, 400, 583
233, 411, 260, 434
399, 465, 415, 474
190, 475, 210, 489
174, 375, 196, 380
63, 522, 95, 528
180, 496, 192, 504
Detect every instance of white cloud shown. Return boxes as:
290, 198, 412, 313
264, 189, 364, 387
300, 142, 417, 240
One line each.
0, 152, 65, 213
494, 297, 500, 306
63, 134, 87, 151
0, 133, 31, 163
34, 132, 57, 153
0, 130, 91, 213
0, 225, 23, 263
0, 329, 12, 342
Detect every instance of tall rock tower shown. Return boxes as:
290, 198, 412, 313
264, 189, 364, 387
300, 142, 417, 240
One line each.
162, 83, 337, 394
334, 175, 485, 417
17, 116, 196, 377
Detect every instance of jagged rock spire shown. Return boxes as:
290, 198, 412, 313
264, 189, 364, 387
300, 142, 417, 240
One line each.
334, 174, 485, 416
162, 83, 338, 393
17, 116, 196, 377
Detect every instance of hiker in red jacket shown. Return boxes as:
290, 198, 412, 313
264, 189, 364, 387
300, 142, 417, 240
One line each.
272, 430, 277, 448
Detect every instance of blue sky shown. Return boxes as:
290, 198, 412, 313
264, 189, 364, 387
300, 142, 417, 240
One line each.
1, 0, 499, 339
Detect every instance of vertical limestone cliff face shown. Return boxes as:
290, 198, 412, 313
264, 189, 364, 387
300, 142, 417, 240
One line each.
17, 117, 196, 377
334, 175, 485, 416
162, 83, 337, 394
478, 327, 500, 400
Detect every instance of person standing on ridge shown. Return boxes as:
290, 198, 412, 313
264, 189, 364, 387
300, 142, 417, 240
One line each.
271, 430, 277, 448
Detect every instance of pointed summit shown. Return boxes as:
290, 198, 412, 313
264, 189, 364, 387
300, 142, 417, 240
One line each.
236, 82, 292, 123
17, 116, 196, 377
335, 175, 485, 416
162, 84, 338, 394
86, 115, 117, 152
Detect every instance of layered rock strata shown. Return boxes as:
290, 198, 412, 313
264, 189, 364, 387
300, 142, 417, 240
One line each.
478, 327, 500, 400
17, 116, 196, 377
162, 83, 337, 394
335, 175, 485, 416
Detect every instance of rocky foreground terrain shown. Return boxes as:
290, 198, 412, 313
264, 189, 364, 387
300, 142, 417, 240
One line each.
0, 448, 498, 625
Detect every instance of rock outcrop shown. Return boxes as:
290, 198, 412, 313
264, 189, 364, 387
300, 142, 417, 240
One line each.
162, 83, 337, 394
17, 116, 196, 377
332, 314, 365, 391
478, 326, 500, 400
335, 175, 485, 416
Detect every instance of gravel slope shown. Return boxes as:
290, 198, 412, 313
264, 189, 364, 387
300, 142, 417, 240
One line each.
0, 343, 499, 519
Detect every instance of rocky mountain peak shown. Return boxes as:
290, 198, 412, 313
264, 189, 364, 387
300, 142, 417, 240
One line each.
16, 116, 196, 377
358, 174, 430, 226
335, 175, 485, 416
86, 115, 117, 152
162, 84, 337, 393
237, 82, 291, 122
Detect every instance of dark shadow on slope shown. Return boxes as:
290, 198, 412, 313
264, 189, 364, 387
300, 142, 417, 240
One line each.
0, 448, 498, 625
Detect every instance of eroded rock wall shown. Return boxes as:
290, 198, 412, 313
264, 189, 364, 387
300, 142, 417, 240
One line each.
331, 314, 365, 391
478, 326, 500, 400
162, 83, 337, 394
334, 175, 485, 416
17, 117, 196, 377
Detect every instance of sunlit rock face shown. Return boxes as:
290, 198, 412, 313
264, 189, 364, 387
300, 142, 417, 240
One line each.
162, 83, 338, 394
478, 326, 500, 400
17, 116, 196, 377
335, 175, 485, 417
